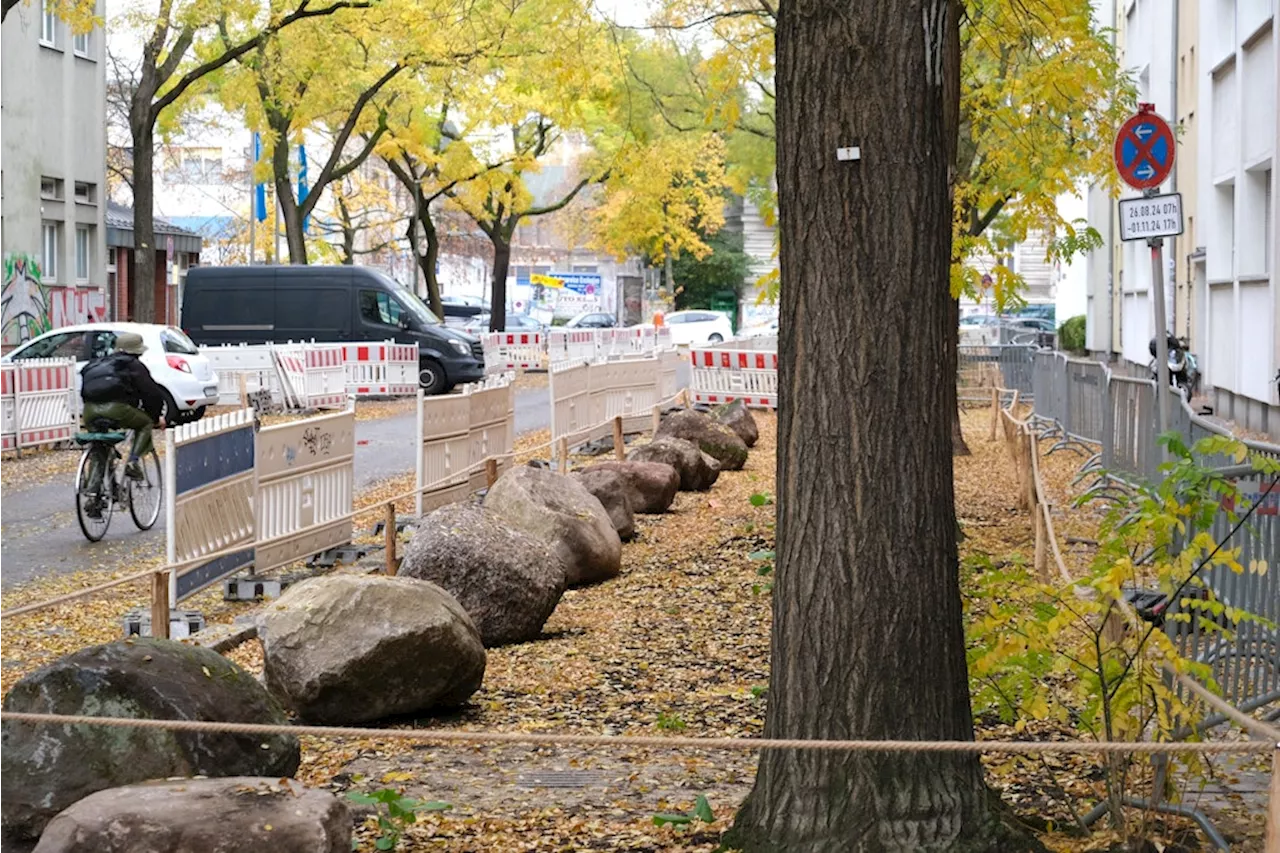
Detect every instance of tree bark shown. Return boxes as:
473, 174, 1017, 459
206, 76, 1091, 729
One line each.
726, 1, 1018, 850
489, 230, 512, 332
129, 87, 158, 322
419, 206, 443, 316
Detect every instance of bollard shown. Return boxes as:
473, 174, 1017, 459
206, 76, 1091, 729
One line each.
151, 570, 170, 640
613, 416, 625, 461
384, 502, 398, 576
1266, 745, 1280, 852
486, 457, 499, 488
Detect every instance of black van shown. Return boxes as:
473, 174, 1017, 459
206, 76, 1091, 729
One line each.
181, 265, 486, 393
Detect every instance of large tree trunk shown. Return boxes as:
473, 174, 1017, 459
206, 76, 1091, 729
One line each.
950, 296, 971, 456
727, 1, 1016, 850
272, 139, 307, 264
129, 94, 157, 322
488, 229, 512, 332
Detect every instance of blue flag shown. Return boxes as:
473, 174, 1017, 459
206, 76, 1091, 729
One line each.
298, 144, 309, 233
253, 133, 266, 223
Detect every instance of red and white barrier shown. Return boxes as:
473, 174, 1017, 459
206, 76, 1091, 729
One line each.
547, 329, 596, 364
344, 342, 418, 397
690, 347, 778, 409
0, 358, 79, 451
482, 332, 544, 374
274, 344, 346, 410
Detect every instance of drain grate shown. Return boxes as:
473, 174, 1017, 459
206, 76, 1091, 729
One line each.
515, 770, 606, 789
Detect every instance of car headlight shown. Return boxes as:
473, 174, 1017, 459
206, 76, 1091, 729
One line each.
450, 340, 470, 356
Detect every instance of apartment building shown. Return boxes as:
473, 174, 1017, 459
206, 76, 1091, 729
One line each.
1, 0, 109, 346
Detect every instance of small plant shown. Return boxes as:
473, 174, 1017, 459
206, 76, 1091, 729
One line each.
748, 492, 773, 507
750, 685, 768, 700
346, 788, 451, 851
749, 549, 775, 576
656, 712, 687, 732
653, 793, 715, 827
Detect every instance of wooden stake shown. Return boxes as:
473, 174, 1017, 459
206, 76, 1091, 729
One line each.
651, 405, 661, 436
238, 374, 248, 408
1265, 745, 1280, 853
384, 502, 398, 576
485, 457, 499, 487
558, 437, 569, 473
613, 416, 625, 460
989, 387, 999, 441
150, 570, 170, 640
1010, 389, 1020, 418
1033, 507, 1048, 579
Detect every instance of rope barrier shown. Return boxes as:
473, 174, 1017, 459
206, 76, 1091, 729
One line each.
0, 712, 1273, 755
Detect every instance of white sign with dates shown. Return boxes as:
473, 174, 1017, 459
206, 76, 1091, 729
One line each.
1118, 193, 1184, 241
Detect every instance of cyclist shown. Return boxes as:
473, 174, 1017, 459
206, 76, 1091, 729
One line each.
79, 331, 166, 484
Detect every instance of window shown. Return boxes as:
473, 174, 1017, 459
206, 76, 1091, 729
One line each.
359, 290, 407, 327
73, 28, 89, 55
40, 0, 56, 45
40, 177, 63, 199
572, 265, 598, 274
42, 222, 59, 283
13, 332, 81, 361
75, 225, 89, 282
161, 328, 199, 355
73, 182, 96, 204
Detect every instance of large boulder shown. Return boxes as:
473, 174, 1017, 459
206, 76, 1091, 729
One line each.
484, 466, 622, 586
714, 399, 760, 448
400, 503, 567, 646
1, 639, 299, 841
627, 438, 721, 491
259, 574, 485, 725
657, 409, 749, 471
33, 777, 350, 853
577, 461, 679, 514
571, 469, 636, 540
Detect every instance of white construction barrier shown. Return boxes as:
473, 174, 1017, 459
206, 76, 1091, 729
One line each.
0, 358, 78, 451
548, 329, 596, 364
689, 347, 778, 409
274, 344, 346, 410
255, 406, 355, 573
549, 355, 666, 448
203, 344, 283, 406
415, 373, 515, 516
344, 341, 419, 397
482, 332, 544, 374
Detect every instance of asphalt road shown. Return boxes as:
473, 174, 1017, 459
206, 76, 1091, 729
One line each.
0, 359, 690, 590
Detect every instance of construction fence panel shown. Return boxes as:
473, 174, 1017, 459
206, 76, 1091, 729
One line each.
549, 361, 594, 447
165, 409, 257, 602
591, 359, 661, 438
203, 345, 282, 406
467, 380, 515, 491
1032, 350, 1062, 423
1102, 376, 1157, 483
273, 344, 348, 411
689, 347, 778, 409
483, 333, 544, 374
344, 342, 419, 397
1063, 357, 1107, 444
254, 407, 355, 573
415, 374, 516, 515
1, 363, 16, 452
14, 358, 77, 449
657, 348, 681, 401
548, 330, 596, 364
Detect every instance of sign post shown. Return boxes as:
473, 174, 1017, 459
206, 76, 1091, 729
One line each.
1114, 103, 1179, 439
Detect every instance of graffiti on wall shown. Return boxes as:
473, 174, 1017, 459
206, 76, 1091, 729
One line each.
2, 253, 107, 347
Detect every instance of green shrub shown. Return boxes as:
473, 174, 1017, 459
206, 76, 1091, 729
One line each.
1058, 314, 1086, 353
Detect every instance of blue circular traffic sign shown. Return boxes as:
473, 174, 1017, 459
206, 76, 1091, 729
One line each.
1114, 110, 1176, 190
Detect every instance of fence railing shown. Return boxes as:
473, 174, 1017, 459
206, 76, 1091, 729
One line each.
957, 345, 1035, 404
0, 358, 78, 453
204, 341, 419, 409
689, 347, 779, 409
1023, 349, 1280, 713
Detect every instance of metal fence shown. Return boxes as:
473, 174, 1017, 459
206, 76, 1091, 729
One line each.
1024, 349, 1280, 711
957, 345, 1035, 404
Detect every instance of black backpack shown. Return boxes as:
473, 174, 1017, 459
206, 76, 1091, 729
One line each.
80, 355, 129, 403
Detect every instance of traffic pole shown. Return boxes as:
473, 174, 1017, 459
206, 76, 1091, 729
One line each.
1148, 187, 1171, 442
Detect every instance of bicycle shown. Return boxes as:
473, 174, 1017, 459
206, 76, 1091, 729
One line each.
74, 419, 163, 542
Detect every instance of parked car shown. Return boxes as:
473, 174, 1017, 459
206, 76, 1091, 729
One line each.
182, 266, 485, 394
440, 295, 490, 327
463, 313, 546, 336
2, 322, 218, 424
664, 310, 734, 346
959, 313, 1002, 346
738, 318, 779, 339
564, 311, 617, 329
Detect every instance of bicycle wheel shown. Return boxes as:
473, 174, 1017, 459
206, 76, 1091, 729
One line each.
128, 450, 163, 530
75, 445, 112, 542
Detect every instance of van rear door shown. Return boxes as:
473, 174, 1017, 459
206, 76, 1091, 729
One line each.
182, 267, 276, 345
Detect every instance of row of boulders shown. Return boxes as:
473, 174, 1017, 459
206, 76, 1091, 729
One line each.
2, 401, 761, 844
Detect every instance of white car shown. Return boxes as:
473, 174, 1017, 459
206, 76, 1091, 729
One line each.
3, 322, 218, 424
663, 310, 734, 346
738, 318, 779, 339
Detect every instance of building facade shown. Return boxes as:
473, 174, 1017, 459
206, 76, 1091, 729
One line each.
1, 0, 109, 346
